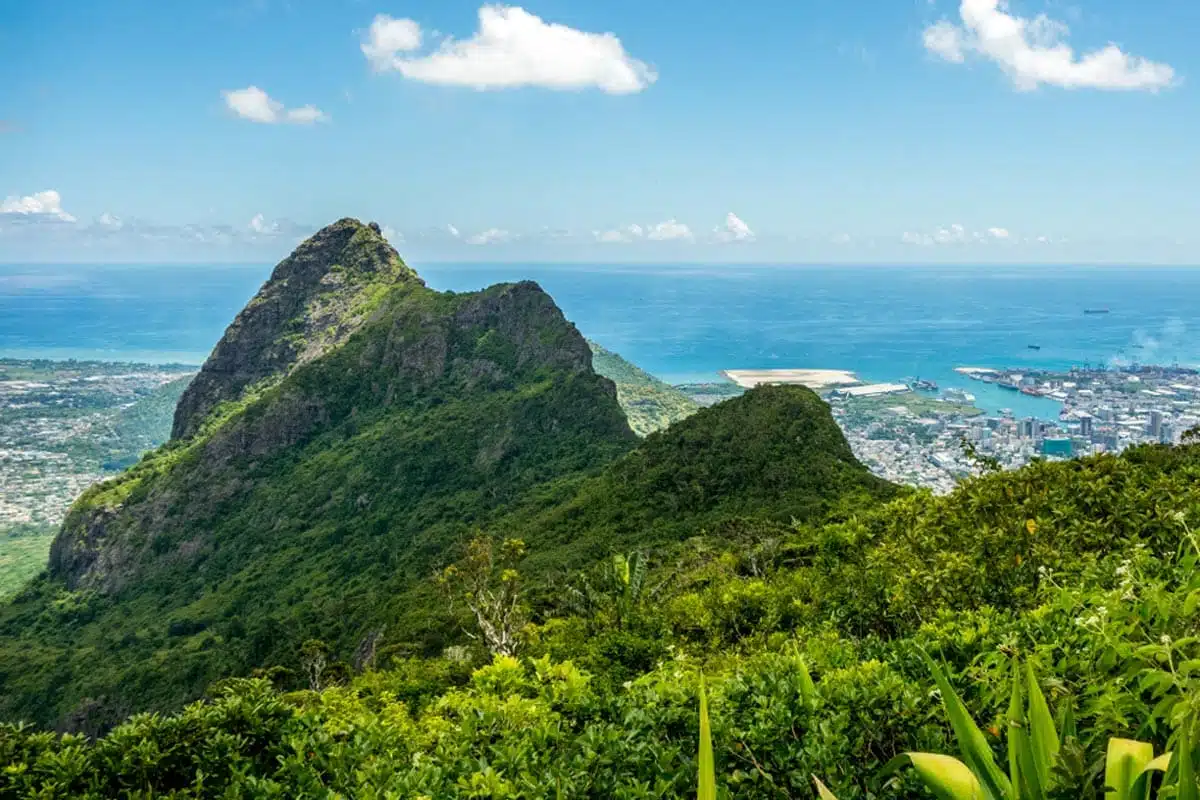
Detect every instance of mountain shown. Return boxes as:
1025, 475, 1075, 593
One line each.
170, 219, 419, 441
0, 220, 891, 731
587, 341, 699, 436
510, 384, 899, 573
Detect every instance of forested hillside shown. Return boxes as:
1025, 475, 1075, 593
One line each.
4, 440, 1200, 797
0, 220, 890, 734
587, 340, 699, 435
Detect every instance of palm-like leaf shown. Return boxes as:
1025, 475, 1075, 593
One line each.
1179, 725, 1198, 800
813, 775, 840, 800
1105, 739, 1158, 800
920, 650, 1013, 800
698, 676, 716, 800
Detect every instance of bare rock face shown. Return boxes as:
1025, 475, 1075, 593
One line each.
171, 218, 421, 440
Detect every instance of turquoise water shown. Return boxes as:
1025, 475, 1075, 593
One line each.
2, 262, 1198, 420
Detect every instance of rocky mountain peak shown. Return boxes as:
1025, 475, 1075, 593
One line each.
171, 217, 421, 439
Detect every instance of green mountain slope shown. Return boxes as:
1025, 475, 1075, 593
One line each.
5, 440, 1199, 798
587, 341, 699, 435
0, 220, 890, 732
0, 219, 636, 728
507, 384, 900, 572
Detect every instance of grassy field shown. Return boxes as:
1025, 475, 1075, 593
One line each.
0, 527, 54, 600
841, 393, 985, 418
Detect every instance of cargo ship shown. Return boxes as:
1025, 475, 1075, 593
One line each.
1027, 344, 1041, 351
1084, 308, 1110, 315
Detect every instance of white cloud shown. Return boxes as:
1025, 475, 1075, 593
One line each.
923, 0, 1175, 91
0, 190, 75, 222
923, 20, 966, 63
934, 223, 969, 244
646, 219, 694, 241
381, 225, 403, 244
94, 212, 123, 230
832, 233, 853, 245
713, 212, 755, 243
284, 105, 327, 124
447, 224, 461, 238
466, 227, 513, 245
362, 14, 423, 70
362, 5, 656, 94
593, 223, 644, 243
902, 223, 1018, 245
222, 86, 329, 124
248, 213, 278, 235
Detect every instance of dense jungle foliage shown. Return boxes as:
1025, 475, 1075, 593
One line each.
4, 440, 1200, 798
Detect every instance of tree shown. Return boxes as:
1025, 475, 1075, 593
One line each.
439, 535, 528, 657
300, 639, 330, 691
566, 551, 649, 631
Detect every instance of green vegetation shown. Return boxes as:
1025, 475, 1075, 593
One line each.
0, 274, 640, 729
4, 438, 1200, 797
675, 381, 746, 407
99, 376, 193, 470
588, 340, 700, 435
836, 392, 984, 420
0, 526, 54, 602
4, 223, 1199, 798
0, 221, 889, 733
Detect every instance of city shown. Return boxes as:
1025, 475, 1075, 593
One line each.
5, 358, 1199, 531
0, 360, 194, 531
831, 365, 1200, 493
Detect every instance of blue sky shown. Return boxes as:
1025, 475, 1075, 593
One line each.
1, 0, 1196, 263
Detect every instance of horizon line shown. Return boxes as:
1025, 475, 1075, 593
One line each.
3, 260, 1200, 269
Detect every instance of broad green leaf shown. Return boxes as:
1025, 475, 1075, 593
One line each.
1179, 725, 1198, 800
892, 753, 985, 800
922, 650, 1012, 800
1058, 701, 1077, 743
1008, 665, 1046, 800
1183, 589, 1200, 617
813, 776, 840, 800
1106, 738, 1155, 800
1008, 668, 1023, 795
1129, 752, 1171, 800
798, 656, 817, 708
1025, 659, 1059, 791
698, 677, 716, 800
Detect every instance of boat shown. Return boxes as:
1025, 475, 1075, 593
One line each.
1020, 387, 1041, 396
1027, 345, 1041, 351
1084, 308, 1110, 315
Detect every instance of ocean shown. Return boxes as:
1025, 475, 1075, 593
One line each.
3, 262, 1198, 420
